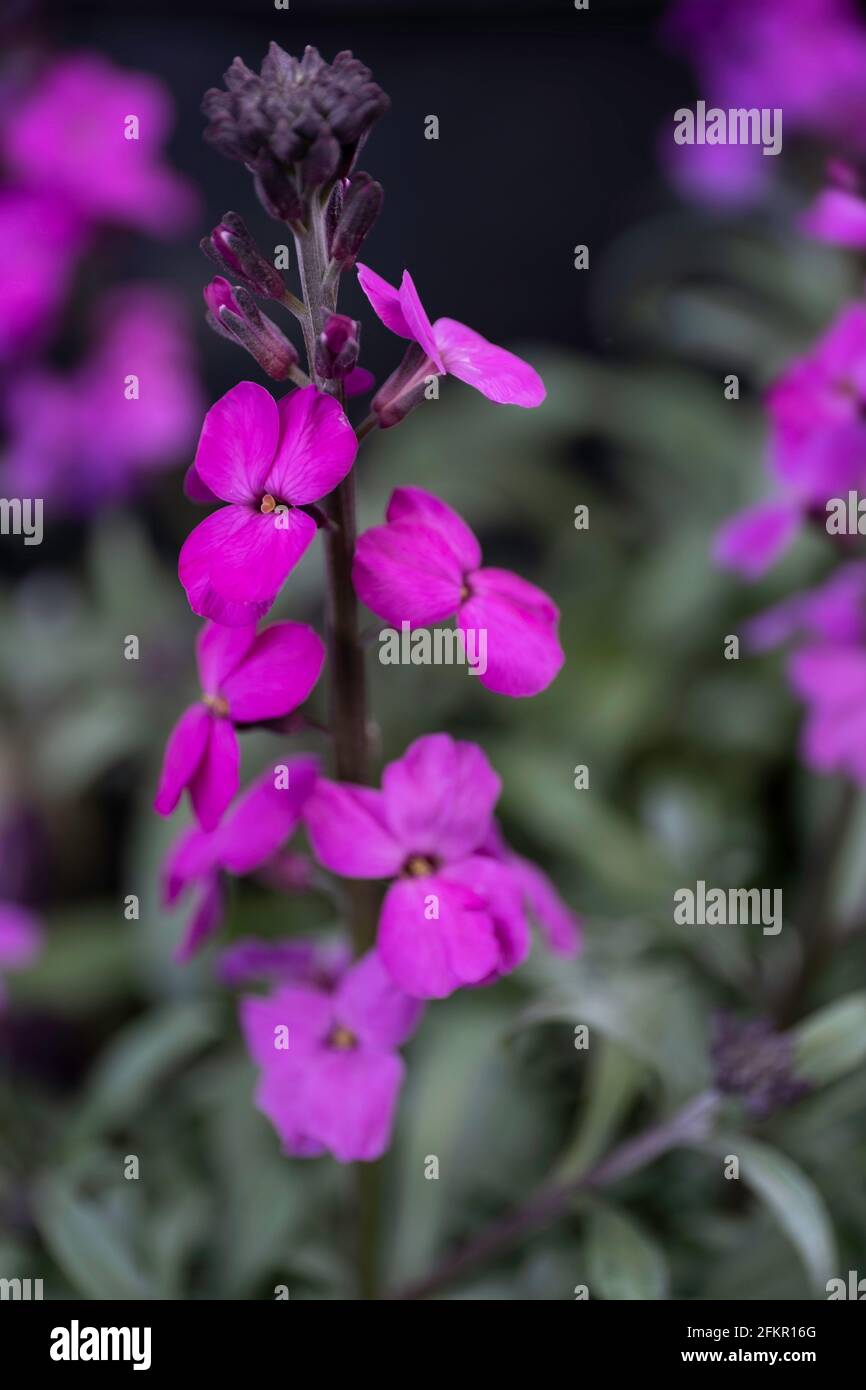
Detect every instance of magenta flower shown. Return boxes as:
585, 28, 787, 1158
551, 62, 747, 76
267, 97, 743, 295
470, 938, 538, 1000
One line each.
0, 191, 86, 361
218, 935, 350, 988
746, 563, 866, 651
480, 821, 582, 957
305, 733, 530, 998
715, 303, 866, 578
353, 486, 564, 696
0, 903, 42, 1009
801, 162, 866, 249
3, 53, 197, 235
241, 948, 422, 1162
178, 382, 357, 627
662, 0, 866, 208
155, 620, 324, 831
356, 263, 545, 409
162, 756, 318, 960
2, 285, 203, 514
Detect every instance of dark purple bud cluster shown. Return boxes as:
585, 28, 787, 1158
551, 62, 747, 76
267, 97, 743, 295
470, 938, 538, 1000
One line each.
202, 43, 389, 225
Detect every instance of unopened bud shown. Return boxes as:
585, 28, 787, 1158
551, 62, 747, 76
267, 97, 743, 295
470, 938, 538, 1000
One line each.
329, 172, 383, 268
203, 277, 299, 379
316, 313, 360, 381
201, 212, 287, 300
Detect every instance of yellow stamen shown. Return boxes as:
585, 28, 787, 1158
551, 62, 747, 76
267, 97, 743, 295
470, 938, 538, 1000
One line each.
202, 692, 229, 717
260, 493, 277, 514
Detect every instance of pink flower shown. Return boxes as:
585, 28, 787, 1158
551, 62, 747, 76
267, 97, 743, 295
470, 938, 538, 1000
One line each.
480, 821, 582, 957
305, 733, 531, 999
801, 182, 866, 249
3, 53, 197, 235
0, 191, 87, 361
352, 486, 564, 696
0, 903, 42, 1009
2, 285, 203, 514
155, 622, 323, 831
178, 382, 357, 627
162, 755, 318, 960
241, 949, 422, 1162
746, 565, 866, 781
356, 263, 545, 410
714, 303, 866, 578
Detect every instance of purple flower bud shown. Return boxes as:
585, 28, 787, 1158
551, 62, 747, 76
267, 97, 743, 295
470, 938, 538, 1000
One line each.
710, 1012, 810, 1118
316, 312, 360, 381
370, 342, 438, 428
201, 212, 287, 300
203, 276, 299, 379
329, 172, 383, 268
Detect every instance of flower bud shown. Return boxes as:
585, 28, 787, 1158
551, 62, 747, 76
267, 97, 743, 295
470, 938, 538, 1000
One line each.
203, 276, 299, 379
315, 313, 360, 381
329, 172, 383, 268
201, 212, 287, 300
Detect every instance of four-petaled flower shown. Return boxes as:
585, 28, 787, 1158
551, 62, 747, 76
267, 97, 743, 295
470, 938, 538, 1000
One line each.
155, 620, 323, 830
241, 949, 422, 1162
162, 756, 318, 960
353, 486, 564, 696
305, 733, 531, 998
357, 263, 546, 408
178, 381, 357, 626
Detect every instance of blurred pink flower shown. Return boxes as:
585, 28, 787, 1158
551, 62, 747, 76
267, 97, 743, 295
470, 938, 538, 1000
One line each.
3, 53, 198, 235
480, 820, 581, 957
2, 285, 204, 513
241, 949, 422, 1162
0, 190, 86, 361
162, 755, 318, 959
714, 302, 866, 577
663, 0, 866, 207
155, 621, 324, 831
218, 935, 350, 988
0, 903, 42, 1009
305, 733, 531, 999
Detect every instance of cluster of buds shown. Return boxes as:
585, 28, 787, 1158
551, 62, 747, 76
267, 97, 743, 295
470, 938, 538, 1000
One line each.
203, 276, 298, 380
202, 43, 389, 226
710, 1013, 810, 1118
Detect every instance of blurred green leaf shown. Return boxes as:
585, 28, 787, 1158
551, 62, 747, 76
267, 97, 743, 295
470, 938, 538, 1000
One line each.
584, 1200, 668, 1300
793, 994, 866, 1089
33, 1176, 156, 1300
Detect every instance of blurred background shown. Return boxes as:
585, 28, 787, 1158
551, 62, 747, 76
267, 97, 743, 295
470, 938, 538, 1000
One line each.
1, 0, 865, 1300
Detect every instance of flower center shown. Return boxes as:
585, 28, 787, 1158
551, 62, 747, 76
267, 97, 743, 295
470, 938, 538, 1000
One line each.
260, 493, 278, 514
328, 1024, 358, 1050
404, 853, 437, 877
460, 581, 472, 602
202, 692, 229, 717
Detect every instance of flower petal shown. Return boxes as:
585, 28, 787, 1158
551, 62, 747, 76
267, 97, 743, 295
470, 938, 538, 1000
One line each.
161, 825, 217, 905
173, 873, 224, 962
221, 621, 324, 722
215, 755, 319, 875
460, 568, 564, 697
268, 385, 358, 504
192, 381, 279, 503
0, 903, 42, 970
441, 855, 532, 976
253, 1065, 326, 1159
712, 501, 801, 579
335, 949, 423, 1049
179, 503, 317, 627
353, 520, 463, 626
188, 715, 239, 830
385, 486, 482, 571
154, 704, 211, 817
240, 985, 332, 1066
196, 621, 257, 694
397, 271, 445, 371
305, 780, 405, 878
304, 1049, 405, 1162
433, 317, 545, 406
381, 733, 500, 861
378, 875, 500, 998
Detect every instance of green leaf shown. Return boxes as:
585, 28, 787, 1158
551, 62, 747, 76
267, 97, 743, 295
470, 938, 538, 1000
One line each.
584, 1200, 668, 1300
699, 1137, 836, 1292
32, 1176, 156, 1301
793, 993, 866, 1089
